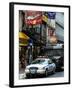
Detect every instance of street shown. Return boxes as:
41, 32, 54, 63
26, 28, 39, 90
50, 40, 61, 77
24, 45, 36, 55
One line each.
19, 69, 64, 79
18, 11, 64, 80
47, 70, 64, 78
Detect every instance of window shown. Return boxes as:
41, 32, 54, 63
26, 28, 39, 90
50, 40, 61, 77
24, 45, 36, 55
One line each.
48, 60, 52, 64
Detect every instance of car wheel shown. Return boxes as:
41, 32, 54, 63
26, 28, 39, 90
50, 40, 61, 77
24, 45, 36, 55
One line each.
45, 69, 48, 77
26, 74, 30, 79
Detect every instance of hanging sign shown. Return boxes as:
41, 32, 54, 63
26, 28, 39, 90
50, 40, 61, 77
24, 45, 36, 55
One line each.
25, 16, 42, 25
42, 15, 48, 23
48, 29, 55, 37
25, 11, 42, 25
48, 12, 56, 19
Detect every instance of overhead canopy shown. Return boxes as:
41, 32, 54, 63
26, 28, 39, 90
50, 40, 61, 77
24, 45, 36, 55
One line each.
19, 32, 30, 46
19, 32, 29, 40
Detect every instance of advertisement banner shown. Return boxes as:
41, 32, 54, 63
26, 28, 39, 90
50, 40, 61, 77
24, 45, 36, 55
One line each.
25, 11, 42, 25
50, 19, 55, 28
25, 16, 42, 25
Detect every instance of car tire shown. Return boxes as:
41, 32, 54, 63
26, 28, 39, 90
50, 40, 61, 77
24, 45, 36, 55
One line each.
45, 69, 48, 77
26, 74, 30, 79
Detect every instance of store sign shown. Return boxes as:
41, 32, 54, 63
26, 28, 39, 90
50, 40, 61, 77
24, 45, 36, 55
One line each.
25, 11, 42, 25
26, 16, 42, 25
48, 12, 56, 19
50, 19, 55, 28
26, 11, 42, 17
42, 15, 48, 23
48, 29, 55, 37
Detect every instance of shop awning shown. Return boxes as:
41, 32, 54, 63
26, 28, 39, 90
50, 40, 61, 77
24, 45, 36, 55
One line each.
19, 32, 30, 46
19, 43, 28, 46
19, 32, 29, 40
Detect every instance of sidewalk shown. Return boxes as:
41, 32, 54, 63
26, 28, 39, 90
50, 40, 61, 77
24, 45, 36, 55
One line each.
19, 68, 26, 79
19, 72, 26, 79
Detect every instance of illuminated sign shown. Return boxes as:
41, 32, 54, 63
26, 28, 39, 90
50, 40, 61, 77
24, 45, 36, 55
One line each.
25, 11, 42, 25
42, 15, 48, 23
25, 16, 42, 25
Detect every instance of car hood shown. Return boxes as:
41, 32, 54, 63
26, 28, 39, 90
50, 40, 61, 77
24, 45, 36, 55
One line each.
26, 64, 47, 69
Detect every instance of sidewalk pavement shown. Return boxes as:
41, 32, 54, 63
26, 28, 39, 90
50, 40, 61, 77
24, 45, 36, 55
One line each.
19, 68, 26, 79
19, 72, 26, 79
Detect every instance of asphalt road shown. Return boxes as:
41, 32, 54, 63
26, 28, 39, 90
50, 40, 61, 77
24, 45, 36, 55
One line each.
19, 69, 64, 79
47, 70, 64, 78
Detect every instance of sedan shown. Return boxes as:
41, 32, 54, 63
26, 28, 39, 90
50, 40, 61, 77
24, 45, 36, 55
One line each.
51, 56, 64, 70
25, 58, 56, 78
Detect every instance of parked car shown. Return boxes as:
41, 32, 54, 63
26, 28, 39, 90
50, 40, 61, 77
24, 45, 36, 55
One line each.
25, 58, 56, 78
51, 56, 64, 70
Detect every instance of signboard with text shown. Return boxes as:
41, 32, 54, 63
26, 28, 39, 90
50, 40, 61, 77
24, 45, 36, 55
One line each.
48, 12, 56, 19
25, 11, 42, 25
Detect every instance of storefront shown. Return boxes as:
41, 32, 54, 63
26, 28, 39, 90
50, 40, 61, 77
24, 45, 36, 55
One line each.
19, 32, 30, 69
23, 11, 47, 59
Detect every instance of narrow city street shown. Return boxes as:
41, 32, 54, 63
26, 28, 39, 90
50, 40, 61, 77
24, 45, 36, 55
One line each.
19, 11, 64, 80
19, 69, 64, 79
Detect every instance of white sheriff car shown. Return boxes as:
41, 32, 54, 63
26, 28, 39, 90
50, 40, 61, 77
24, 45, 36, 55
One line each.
25, 58, 56, 78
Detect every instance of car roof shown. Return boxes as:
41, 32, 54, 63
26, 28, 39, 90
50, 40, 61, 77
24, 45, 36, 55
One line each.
35, 58, 50, 61
53, 56, 61, 59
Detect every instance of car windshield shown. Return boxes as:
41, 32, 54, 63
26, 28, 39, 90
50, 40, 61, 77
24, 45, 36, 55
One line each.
31, 60, 46, 64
